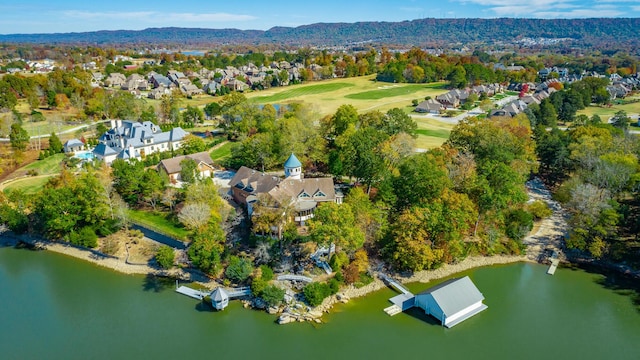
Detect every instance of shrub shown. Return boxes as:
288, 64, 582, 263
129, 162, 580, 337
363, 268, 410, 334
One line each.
261, 285, 285, 307
505, 209, 534, 241
251, 277, 267, 295
155, 245, 175, 269
303, 282, 332, 307
99, 236, 120, 256
67, 227, 98, 248
527, 200, 553, 220
225, 255, 254, 284
259, 264, 274, 281
329, 251, 349, 271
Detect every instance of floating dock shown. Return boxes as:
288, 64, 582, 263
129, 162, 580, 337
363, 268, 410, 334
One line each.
547, 251, 560, 275
175, 285, 208, 300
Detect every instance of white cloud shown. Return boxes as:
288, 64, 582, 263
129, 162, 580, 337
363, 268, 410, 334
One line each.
455, 0, 634, 17
533, 9, 625, 17
62, 11, 257, 23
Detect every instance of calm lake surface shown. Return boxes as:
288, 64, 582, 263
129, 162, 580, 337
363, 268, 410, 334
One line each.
1, 247, 640, 360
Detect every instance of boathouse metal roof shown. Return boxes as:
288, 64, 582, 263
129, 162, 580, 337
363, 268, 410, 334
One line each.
418, 276, 484, 317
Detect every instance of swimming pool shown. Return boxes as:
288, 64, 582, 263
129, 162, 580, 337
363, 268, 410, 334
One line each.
74, 150, 95, 161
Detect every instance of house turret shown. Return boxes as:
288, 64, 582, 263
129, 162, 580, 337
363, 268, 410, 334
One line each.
284, 153, 302, 180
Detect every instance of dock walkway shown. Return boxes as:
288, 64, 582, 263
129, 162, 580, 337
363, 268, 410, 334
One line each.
547, 252, 560, 275
380, 274, 415, 316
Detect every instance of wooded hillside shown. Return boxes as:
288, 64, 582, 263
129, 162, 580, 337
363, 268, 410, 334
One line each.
1, 18, 639, 49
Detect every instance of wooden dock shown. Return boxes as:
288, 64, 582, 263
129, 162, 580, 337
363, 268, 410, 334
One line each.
547, 258, 560, 275
175, 285, 208, 300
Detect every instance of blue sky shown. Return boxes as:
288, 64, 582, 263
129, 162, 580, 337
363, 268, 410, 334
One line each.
1, 0, 640, 34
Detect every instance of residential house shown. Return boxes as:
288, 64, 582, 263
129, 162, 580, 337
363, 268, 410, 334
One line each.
104, 73, 126, 88
63, 139, 85, 153
93, 120, 187, 165
415, 99, 444, 114
229, 154, 343, 227
158, 151, 216, 184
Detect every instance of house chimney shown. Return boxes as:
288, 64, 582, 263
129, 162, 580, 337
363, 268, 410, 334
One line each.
119, 137, 124, 149
110, 119, 116, 129
116, 119, 122, 128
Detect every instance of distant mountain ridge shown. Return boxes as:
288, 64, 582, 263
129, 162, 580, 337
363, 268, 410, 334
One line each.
1, 18, 639, 48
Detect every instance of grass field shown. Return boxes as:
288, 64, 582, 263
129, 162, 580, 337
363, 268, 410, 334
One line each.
245, 75, 449, 117
127, 209, 190, 241
210, 141, 234, 162
22, 153, 66, 175
3, 175, 54, 195
251, 82, 355, 103
577, 100, 640, 119
412, 116, 455, 150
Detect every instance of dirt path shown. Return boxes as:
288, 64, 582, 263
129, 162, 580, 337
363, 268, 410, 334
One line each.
522, 177, 569, 262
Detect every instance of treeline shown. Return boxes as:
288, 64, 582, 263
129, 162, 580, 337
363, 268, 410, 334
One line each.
2, 18, 640, 49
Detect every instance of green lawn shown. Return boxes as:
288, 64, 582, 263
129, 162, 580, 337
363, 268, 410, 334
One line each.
577, 102, 640, 118
22, 153, 66, 175
127, 209, 189, 241
246, 76, 449, 117
415, 129, 451, 139
210, 141, 234, 162
251, 82, 355, 103
345, 83, 443, 100
3, 176, 54, 195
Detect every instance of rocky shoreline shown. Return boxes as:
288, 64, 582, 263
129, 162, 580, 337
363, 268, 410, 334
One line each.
0, 177, 567, 325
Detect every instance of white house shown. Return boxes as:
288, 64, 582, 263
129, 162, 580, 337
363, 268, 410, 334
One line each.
93, 120, 187, 165
413, 276, 487, 328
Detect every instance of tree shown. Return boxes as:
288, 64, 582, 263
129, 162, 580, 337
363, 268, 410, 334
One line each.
178, 202, 211, 231
610, 110, 631, 130
48, 132, 63, 154
155, 245, 175, 269
383, 108, 417, 137
393, 151, 449, 211
0, 81, 18, 112
308, 202, 365, 252
180, 134, 206, 155
179, 158, 198, 184
388, 206, 445, 272
204, 102, 221, 118
225, 255, 254, 283
303, 282, 332, 307
187, 226, 224, 274
9, 123, 29, 152
182, 105, 204, 123
261, 285, 285, 308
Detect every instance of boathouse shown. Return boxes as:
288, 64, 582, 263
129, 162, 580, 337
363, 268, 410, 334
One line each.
211, 287, 230, 310
413, 276, 487, 328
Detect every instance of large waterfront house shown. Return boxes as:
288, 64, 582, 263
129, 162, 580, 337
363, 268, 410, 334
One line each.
157, 151, 216, 184
228, 153, 343, 227
93, 120, 187, 164
413, 276, 487, 328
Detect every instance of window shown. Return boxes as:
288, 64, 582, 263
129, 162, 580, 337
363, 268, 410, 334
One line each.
314, 191, 326, 197
299, 192, 310, 198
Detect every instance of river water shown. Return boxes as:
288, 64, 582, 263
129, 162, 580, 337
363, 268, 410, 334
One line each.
1, 247, 639, 360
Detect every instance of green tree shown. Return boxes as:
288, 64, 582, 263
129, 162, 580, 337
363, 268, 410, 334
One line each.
303, 282, 332, 307
182, 105, 204, 123
0, 81, 18, 111
179, 158, 198, 184
48, 132, 63, 154
261, 285, 285, 307
308, 202, 365, 252
9, 123, 29, 152
155, 245, 175, 269
225, 255, 254, 284
187, 226, 224, 274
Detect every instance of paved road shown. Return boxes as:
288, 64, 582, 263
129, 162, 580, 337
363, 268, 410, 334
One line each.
130, 224, 187, 250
